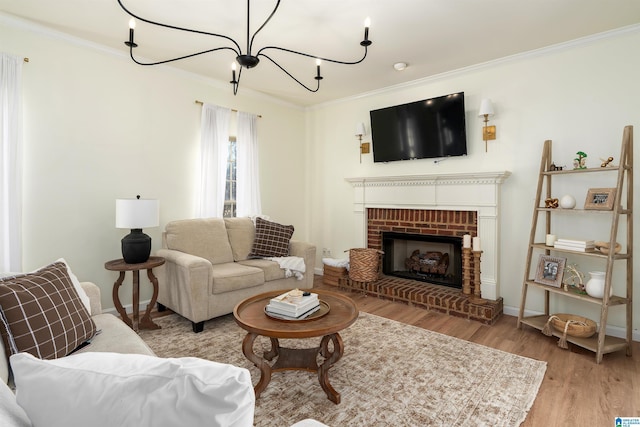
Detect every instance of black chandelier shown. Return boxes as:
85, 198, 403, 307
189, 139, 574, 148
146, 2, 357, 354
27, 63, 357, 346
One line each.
117, 0, 372, 95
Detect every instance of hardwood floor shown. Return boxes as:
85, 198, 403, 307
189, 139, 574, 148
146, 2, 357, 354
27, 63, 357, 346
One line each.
312, 277, 640, 426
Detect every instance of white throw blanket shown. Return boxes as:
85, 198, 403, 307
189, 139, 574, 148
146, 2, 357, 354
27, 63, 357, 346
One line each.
266, 256, 306, 280
322, 257, 349, 269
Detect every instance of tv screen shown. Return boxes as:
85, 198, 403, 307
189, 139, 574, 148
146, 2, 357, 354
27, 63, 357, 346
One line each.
370, 92, 468, 163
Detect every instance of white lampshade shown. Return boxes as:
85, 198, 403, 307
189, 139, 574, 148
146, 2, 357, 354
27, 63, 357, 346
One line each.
478, 98, 494, 116
355, 122, 366, 136
116, 198, 159, 229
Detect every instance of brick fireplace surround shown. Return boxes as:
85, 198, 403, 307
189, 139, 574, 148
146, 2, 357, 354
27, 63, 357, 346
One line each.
344, 172, 511, 324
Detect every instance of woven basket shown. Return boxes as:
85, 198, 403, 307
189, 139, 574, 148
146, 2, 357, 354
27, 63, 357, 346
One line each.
347, 248, 384, 282
323, 264, 348, 286
550, 313, 597, 338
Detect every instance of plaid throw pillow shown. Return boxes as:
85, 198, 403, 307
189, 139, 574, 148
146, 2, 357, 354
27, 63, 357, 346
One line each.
0, 261, 97, 360
249, 217, 294, 258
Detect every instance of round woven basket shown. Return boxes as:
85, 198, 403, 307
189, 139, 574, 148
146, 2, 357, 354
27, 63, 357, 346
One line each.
348, 248, 383, 282
550, 313, 597, 338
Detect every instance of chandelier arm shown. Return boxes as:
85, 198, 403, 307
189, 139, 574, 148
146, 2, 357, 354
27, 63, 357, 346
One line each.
129, 46, 239, 66
256, 45, 369, 66
259, 54, 320, 93
248, 0, 281, 54
117, 0, 242, 53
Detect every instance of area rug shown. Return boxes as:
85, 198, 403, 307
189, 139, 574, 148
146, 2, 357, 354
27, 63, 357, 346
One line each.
139, 313, 546, 427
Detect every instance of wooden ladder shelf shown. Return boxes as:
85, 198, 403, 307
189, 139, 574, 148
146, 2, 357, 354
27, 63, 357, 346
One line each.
517, 125, 633, 363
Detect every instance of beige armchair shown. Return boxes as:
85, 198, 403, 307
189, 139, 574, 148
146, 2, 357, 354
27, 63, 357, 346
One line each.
155, 217, 316, 332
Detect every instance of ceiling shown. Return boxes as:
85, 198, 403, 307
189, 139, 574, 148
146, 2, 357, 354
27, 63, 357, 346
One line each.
2, 1, 640, 107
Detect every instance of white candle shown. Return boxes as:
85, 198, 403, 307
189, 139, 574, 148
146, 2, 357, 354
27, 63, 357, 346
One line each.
473, 237, 481, 252
463, 234, 471, 248
545, 234, 557, 246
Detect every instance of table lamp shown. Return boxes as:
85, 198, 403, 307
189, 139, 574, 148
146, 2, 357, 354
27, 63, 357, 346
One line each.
116, 196, 159, 264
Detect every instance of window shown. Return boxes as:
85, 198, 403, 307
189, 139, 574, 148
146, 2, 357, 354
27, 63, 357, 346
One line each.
223, 137, 237, 218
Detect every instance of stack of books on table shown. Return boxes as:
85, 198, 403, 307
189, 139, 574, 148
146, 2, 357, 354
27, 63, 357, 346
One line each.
265, 290, 320, 320
553, 238, 595, 252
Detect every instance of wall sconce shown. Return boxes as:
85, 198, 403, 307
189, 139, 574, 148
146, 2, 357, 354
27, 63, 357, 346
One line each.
356, 122, 370, 163
478, 98, 496, 152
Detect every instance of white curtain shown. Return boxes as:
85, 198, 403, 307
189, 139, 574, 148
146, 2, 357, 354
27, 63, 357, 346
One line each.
0, 53, 23, 272
198, 104, 230, 218
236, 112, 262, 217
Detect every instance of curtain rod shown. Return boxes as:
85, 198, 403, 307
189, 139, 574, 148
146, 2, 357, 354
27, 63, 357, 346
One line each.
194, 100, 262, 118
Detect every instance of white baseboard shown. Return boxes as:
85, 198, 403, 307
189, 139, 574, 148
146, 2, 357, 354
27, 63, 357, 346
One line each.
102, 300, 153, 317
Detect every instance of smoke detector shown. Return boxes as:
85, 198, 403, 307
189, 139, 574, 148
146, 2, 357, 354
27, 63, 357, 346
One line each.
393, 62, 407, 71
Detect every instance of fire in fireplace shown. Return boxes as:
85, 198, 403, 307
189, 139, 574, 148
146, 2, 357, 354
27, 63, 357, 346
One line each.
382, 232, 462, 289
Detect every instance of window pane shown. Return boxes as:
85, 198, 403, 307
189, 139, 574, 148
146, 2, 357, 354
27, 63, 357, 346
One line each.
223, 139, 237, 218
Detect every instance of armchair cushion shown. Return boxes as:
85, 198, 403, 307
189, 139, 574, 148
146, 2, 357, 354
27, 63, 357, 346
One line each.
10, 352, 255, 427
249, 217, 294, 258
0, 262, 96, 360
211, 263, 264, 294
224, 217, 255, 261
165, 218, 234, 265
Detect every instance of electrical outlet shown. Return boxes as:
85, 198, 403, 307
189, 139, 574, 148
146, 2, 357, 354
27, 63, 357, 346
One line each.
322, 248, 332, 257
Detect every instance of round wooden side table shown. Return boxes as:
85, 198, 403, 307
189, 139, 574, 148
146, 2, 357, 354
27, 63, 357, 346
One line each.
104, 256, 165, 332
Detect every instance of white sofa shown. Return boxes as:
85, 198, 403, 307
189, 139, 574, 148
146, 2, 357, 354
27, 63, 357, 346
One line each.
156, 217, 316, 332
0, 262, 327, 427
0, 281, 154, 386
0, 279, 256, 427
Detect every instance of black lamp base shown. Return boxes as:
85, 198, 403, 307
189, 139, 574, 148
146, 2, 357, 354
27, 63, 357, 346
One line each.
121, 229, 151, 264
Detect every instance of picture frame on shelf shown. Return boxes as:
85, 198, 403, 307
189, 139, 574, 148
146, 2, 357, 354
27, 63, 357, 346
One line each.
584, 187, 616, 210
534, 255, 566, 288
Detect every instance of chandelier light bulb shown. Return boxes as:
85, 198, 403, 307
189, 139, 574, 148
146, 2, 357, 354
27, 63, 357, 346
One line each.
361, 17, 372, 47
231, 61, 237, 85
125, 18, 138, 48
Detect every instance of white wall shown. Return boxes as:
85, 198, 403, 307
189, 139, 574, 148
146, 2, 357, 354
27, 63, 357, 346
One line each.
307, 27, 640, 332
1, 16, 307, 310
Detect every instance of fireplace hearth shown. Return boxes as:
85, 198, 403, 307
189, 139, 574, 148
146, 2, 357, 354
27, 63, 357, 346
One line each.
382, 232, 462, 289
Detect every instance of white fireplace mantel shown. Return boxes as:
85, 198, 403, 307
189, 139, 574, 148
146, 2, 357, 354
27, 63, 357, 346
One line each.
345, 171, 511, 300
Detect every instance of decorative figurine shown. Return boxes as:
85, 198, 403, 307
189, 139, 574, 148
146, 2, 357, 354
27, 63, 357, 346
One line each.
563, 263, 585, 293
549, 162, 564, 171
544, 197, 559, 208
573, 151, 587, 169
600, 156, 614, 167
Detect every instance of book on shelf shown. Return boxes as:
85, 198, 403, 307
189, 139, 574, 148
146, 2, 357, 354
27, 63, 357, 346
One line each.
555, 238, 595, 247
554, 242, 595, 249
553, 243, 596, 252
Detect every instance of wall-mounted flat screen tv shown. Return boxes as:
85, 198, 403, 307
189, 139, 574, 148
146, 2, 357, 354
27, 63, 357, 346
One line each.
370, 92, 468, 163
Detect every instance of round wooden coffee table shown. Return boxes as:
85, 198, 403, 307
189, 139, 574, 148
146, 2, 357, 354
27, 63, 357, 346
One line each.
233, 289, 358, 404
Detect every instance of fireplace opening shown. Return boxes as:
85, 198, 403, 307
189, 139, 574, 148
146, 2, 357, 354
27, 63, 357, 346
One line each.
382, 232, 462, 289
